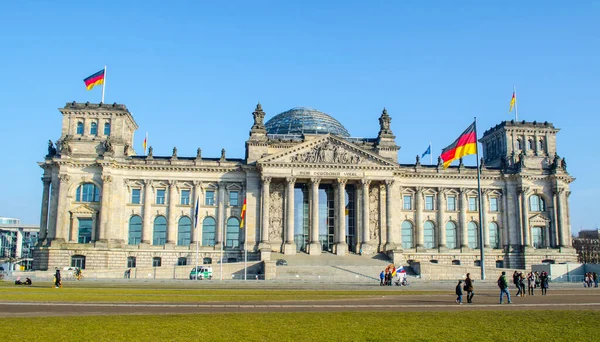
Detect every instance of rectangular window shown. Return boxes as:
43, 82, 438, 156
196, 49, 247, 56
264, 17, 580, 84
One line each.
152, 257, 162, 267
127, 256, 136, 268
77, 218, 92, 243
156, 189, 166, 204
447, 196, 456, 211
468, 197, 478, 211
180, 189, 190, 205
229, 191, 239, 206
425, 195, 434, 210
490, 197, 499, 212
205, 190, 215, 206
131, 189, 141, 204
403, 195, 412, 210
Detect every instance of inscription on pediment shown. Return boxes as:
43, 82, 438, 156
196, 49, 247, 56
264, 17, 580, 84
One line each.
289, 141, 365, 164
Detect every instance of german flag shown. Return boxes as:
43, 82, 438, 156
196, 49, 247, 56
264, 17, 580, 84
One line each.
83, 69, 105, 90
239, 198, 247, 228
440, 122, 477, 168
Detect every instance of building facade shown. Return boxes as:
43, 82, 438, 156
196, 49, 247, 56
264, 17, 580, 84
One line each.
34, 102, 576, 271
1, 217, 39, 271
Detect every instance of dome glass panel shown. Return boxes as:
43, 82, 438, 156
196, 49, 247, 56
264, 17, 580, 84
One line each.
265, 107, 350, 137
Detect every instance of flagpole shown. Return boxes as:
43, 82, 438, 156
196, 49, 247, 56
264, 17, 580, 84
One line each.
474, 116, 486, 280
514, 86, 518, 121
101, 66, 106, 103
429, 142, 432, 165
244, 217, 247, 281
194, 196, 199, 281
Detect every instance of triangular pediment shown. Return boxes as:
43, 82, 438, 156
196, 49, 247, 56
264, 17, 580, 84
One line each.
258, 135, 397, 167
529, 213, 550, 225
70, 204, 97, 215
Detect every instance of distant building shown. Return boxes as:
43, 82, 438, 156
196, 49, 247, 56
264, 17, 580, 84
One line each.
0, 217, 39, 271
578, 229, 600, 239
34, 102, 577, 272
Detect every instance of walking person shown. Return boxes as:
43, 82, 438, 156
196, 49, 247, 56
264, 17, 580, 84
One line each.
498, 271, 511, 304
465, 273, 474, 303
593, 272, 598, 288
540, 271, 549, 295
379, 270, 385, 286
455, 280, 463, 304
518, 272, 526, 297
54, 268, 62, 288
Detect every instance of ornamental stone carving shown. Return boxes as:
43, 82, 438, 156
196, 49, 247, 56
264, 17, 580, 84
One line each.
59, 174, 70, 183
369, 185, 380, 242
289, 141, 363, 164
268, 182, 284, 241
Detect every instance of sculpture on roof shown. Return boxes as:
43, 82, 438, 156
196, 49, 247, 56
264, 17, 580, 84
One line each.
47, 140, 57, 158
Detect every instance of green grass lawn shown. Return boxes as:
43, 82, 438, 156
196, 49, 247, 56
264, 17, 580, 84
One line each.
0, 283, 443, 303
4, 311, 597, 341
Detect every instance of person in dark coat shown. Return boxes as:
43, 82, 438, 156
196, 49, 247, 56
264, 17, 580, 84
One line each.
455, 280, 463, 304
498, 271, 511, 304
464, 273, 474, 303
540, 271, 549, 295
54, 268, 61, 288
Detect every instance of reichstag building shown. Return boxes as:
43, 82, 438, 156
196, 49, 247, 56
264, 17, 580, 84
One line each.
34, 102, 576, 271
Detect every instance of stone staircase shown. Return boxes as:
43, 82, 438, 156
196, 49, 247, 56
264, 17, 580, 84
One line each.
270, 252, 410, 283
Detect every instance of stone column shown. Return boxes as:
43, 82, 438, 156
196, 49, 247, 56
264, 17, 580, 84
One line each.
438, 189, 446, 249
520, 188, 530, 247
308, 177, 321, 255
259, 177, 271, 247
98, 175, 112, 242
69, 212, 76, 242
502, 187, 511, 249
216, 182, 226, 246
192, 181, 202, 243
459, 188, 468, 249
39, 177, 51, 241
384, 180, 396, 251
415, 187, 424, 249
46, 175, 59, 242
283, 177, 296, 254
167, 180, 178, 244
55, 174, 71, 243
556, 188, 567, 247
481, 190, 489, 248
142, 179, 153, 244
360, 179, 373, 253
564, 191, 572, 247
334, 178, 348, 255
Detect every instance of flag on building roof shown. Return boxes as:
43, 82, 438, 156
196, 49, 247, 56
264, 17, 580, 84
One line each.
240, 198, 247, 228
440, 122, 477, 169
83, 69, 105, 90
421, 144, 431, 159
509, 91, 516, 112
143, 133, 148, 154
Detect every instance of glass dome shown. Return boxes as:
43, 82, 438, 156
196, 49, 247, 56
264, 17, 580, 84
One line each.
265, 107, 350, 137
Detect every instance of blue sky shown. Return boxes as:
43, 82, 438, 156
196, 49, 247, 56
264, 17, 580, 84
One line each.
1, 1, 598, 233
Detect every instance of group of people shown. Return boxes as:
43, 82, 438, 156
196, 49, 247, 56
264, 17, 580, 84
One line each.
379, 265, 407, 286
583, 272, 598, 288
14, 276, 32, 285
455, 273, 475, 304
512, 270, 549, 297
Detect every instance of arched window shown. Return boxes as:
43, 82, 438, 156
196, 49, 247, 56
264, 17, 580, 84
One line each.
152, 216, 167, 245
401, 221, 413, 249
445, 221, 457, 249
128, 216, 142, 245
202, 217, 216, 246
468, 221, 478, 249
538, 139, 545, 152
76, 121, 84, 134
90, 122, 98, 135
71, 255, 86, 269
528, 139, 534, 150
177, 216, 192, 246
103, 121, 111, 135
516, 139, 522, 150
423, 221, 435, 249
532, 227, 544, 248
529, 195, 545, 212
76, 183, 100, 202
226, 217, 240, 248
488, 222, 500, 249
